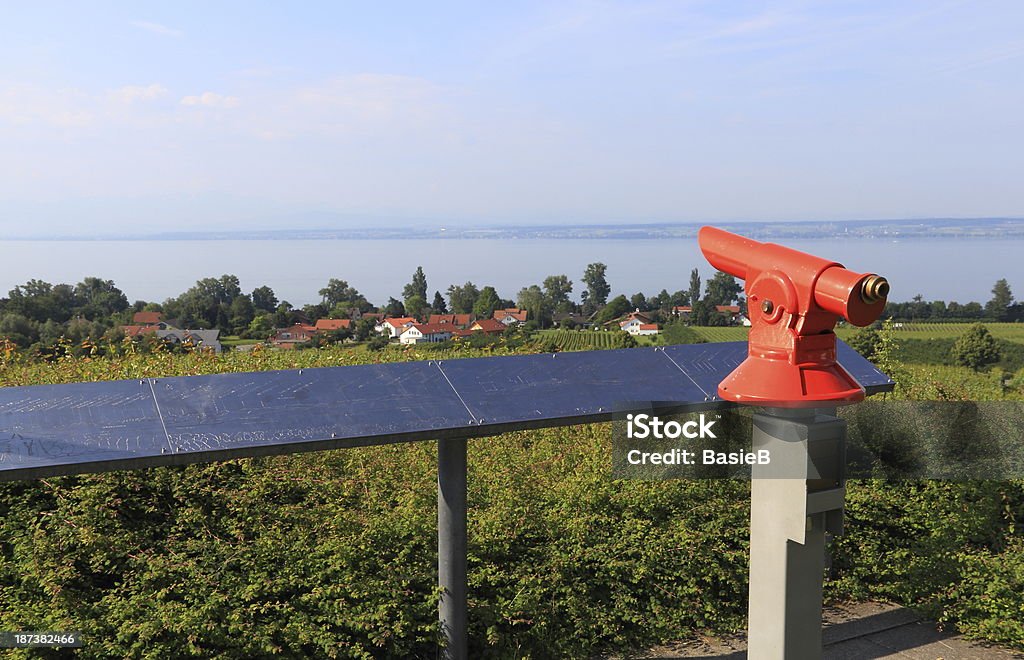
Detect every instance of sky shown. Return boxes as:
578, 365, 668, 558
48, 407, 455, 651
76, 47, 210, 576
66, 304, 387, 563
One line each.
2, 1, 1023, 235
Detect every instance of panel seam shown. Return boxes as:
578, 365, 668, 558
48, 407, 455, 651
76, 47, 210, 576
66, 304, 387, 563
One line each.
659, 349, 712, 399
147, 379, 176, 454
434, 363, 480, 423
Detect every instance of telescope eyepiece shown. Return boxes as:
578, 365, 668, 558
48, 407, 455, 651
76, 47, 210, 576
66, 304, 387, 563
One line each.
860, 275, 889, 304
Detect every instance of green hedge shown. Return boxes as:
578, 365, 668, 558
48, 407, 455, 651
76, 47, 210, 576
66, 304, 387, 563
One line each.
1, 346, 1023, 657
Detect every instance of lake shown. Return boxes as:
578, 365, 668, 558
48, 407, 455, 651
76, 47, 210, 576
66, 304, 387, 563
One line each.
2, 237, 1021, 307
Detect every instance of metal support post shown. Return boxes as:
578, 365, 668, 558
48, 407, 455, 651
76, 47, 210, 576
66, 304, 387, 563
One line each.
438, 438, 468, 660
747, 408, 847, 660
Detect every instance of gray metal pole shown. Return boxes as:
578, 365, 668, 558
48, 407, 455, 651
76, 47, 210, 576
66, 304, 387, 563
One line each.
438, 437, 468, 660
747, 408, 846, 660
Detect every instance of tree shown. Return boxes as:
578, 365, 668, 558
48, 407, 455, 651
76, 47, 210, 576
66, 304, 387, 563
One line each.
431, 291, 448, 314
248, 314, 274, 338
909, 294, 927, 320
0, 312, 39, 346
74, 277, 128, 320
384, 297, 406, 317
985, 279, 1014, 321
403, 267, 428, 303
517, 285, 553, 328
704, 272, 742, 307
447, 282, 479, 314
951, 323, 1001, 371
7, 279, 70, 323
272, 301, 298, 328
404, 295, 427, 321
629, 292, 648, 312
650, 289, 671, 311
303, 303, 327, 322
473, 287, 502, 319
165, 275, 242, 330
542, 275, 573, 311
594, 295, 631, 324
229, 295, 255, 334
688, 269, 701, 306
582, 263, 610, 308
251, 286, 279, 313
354, 317, 378, 341
690, 300, 728, 326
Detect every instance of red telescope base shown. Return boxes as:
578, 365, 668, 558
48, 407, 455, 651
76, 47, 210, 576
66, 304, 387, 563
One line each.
717, 348, 865, 408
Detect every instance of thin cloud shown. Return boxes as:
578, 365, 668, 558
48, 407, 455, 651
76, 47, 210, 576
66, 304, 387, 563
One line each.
131, 20, 183, 38
112, 84, 168, 103
180, 92, 240, 108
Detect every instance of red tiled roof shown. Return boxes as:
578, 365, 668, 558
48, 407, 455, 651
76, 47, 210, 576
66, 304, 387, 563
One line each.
471, 318, 506, 333
132, 311, 163, 325
122, 325, 157, 337
716, 305, 741, 313
428, 313, 473, 327
672, 306, 692, 313
493, 308, 528, 322
639, 324, 659, 331
406, 323, 453, 335
384, 317, 417, 328
314, 318, 351, 331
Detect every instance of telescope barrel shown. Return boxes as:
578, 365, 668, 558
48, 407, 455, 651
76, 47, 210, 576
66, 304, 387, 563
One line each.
697, 226, 887, 327
697, 226, 760, 280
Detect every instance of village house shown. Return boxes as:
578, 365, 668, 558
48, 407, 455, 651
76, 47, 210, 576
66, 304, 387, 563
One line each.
714, 305, 751, 325
270, 323, 317, 349
158, 329, 223, 353
468, 318, 506, 335
619, 311, 659, 336
493, 308, 528, 326
377, 317, 417, 339
124, 311, 180, 334
621, 319, 660, 336
399, 323, 453, 345
616, 310, 659, 336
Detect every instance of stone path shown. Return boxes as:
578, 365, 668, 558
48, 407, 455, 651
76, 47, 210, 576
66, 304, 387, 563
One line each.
636, 602, 1024, 659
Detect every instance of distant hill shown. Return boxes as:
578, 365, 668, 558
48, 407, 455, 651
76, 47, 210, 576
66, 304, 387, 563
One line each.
18, 217, 1024, 241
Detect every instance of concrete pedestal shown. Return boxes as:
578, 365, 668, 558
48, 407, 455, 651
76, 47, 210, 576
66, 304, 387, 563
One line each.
747, 409, 846, 660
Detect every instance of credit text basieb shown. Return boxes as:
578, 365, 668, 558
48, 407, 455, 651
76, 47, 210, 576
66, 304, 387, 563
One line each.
624, 413, 770, 466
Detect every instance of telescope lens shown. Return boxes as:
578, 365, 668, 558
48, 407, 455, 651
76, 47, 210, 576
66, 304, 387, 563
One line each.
860, 275, 889, 304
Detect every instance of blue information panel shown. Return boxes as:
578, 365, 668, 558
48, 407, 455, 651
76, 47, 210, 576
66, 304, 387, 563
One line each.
0, 342, 893, 480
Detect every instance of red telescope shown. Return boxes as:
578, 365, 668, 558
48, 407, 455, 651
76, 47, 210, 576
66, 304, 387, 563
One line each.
698, 226, 889, 406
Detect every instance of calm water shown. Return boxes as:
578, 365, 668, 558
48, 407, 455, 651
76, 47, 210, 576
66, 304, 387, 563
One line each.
1, 238, 1021, 307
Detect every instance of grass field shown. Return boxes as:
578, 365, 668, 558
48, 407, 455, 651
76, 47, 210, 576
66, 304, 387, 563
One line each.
870, 322, 1024, 341
539, 329, 657, 350
691, 327, 749, 342
220, 335, 263, 347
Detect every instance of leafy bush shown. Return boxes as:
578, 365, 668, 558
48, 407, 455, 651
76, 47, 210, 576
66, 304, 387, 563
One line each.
0, 345, 1023, 655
